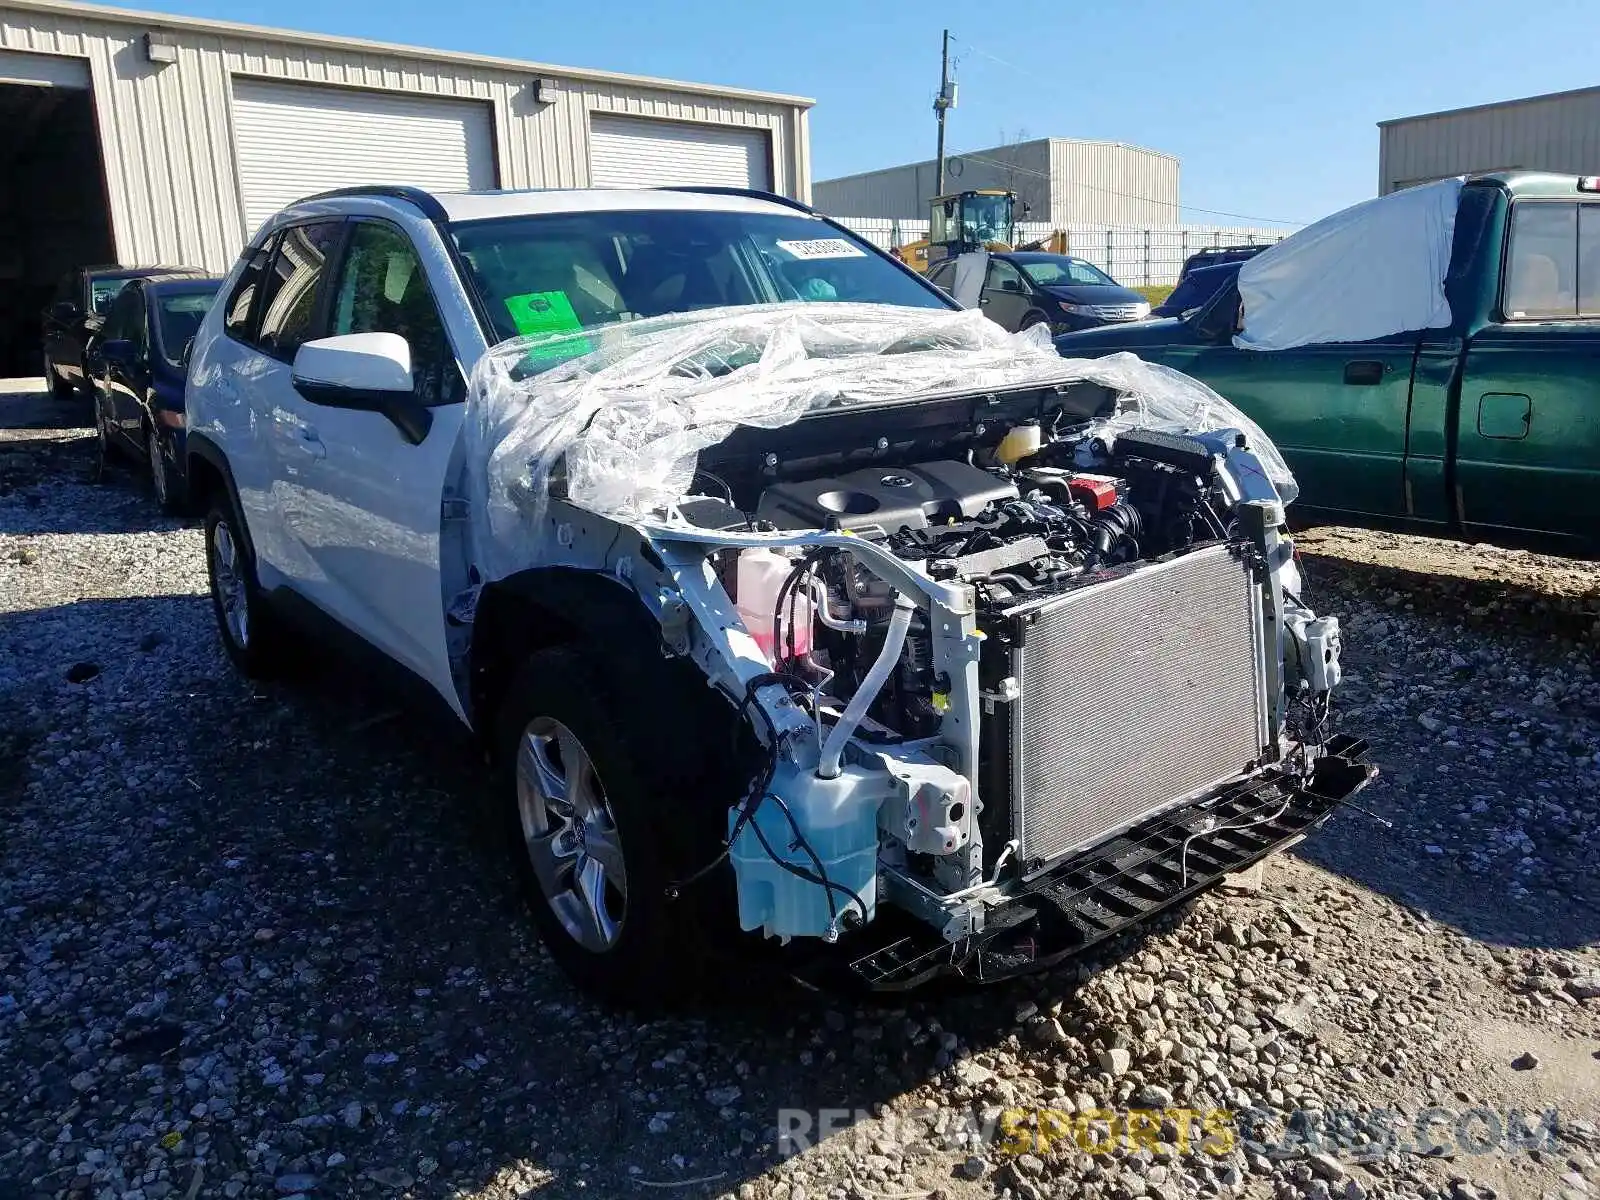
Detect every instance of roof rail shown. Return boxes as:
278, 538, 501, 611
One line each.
294, 184, 449, 222
662, 185, 815, 214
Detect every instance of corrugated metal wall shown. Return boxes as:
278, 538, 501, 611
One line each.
1380, 88, 1600, 193
1052, 140, 1179, 226
0, 2, 809, 272
814, 137, 1179, 226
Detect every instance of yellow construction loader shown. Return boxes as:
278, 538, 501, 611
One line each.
895, 189, 1019, 273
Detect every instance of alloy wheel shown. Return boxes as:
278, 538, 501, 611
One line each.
515, 716, 628, 953
210, 519, 250, 649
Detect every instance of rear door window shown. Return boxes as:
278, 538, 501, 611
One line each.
224, 239, 274, 344
1502, 201, 1600, 320
1579, 204, 1600, 317
255, 221, 343, 359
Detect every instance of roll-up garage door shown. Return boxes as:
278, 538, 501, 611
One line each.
589, 114, 771, 190
231, 79, 497, 234
0, 48, 91, 88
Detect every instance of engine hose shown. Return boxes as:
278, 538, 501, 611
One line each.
816, 593, 915, 780
1087, 501, 1143, 564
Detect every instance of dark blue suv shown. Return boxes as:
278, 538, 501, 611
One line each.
88, 274, 222, 511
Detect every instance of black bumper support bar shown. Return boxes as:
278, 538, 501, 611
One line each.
849, 738, 1377, 990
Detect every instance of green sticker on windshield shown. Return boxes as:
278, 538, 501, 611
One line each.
503, 290, 590, 366
505, 290, 583, 336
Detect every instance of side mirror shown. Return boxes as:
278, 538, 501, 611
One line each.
51, 300, 81, 324
98, 338, 137, 367
291, 333, 431, 445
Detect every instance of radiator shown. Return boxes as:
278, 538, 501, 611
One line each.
1002, 543, 1269, 869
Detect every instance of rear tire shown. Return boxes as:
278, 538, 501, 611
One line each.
146, 424, 183, 514
495, 645, 734, 1007
204, 495, 290, 679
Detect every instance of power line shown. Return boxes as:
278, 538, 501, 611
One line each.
944, 36, 1308, 227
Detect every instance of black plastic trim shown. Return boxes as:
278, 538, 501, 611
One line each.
290, 380, 434, 445
847, 744, 1377, 991
184, 434, 255, 562
662, 185, 816, 213
293, 184, 450, 222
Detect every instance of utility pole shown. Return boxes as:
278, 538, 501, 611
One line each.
933, 29, 953, 196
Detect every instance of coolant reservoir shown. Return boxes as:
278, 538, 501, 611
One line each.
996, 421, 1042, 465
735, 547, 812, 663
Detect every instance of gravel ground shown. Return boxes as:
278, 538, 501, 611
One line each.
2, 381, 1597, 1200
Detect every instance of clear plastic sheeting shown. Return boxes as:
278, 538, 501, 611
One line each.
465, 302, 1298, 580
1235, 177, 1463, 351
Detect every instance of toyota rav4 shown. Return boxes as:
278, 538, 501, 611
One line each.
184, 184, 1373, 1005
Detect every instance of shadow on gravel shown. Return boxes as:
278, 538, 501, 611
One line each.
1298, 548, 1600, 641
1287, 558, 1599, 955
0, 441, 188, 536
0, 380, 91, 431
111, 659, 1163, 1200
1292, 803, 1600, 954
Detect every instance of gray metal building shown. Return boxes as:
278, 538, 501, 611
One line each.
0, 0, 812, 374
1379, 85, 1600, 194
813, 137, 1179, 227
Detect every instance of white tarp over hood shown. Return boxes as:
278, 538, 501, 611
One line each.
465, 302, 1299, 582
1235, 176, 1464, 351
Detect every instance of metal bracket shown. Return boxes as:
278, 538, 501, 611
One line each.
979, 676, 1020, 711
655, 589, 692, 657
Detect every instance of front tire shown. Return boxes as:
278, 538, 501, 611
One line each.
495, 646, 721, 1007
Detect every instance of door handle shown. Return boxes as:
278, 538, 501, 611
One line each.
296, 427, 326, 459
1343, 360, 1387, 386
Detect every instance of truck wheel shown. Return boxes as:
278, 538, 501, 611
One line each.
495, 645, 715, 1007
204, 496, 290, 679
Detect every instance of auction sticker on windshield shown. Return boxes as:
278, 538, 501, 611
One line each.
775, 238, 867, 260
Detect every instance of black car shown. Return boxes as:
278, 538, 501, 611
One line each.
1150, 261, 1243, 318
930, 251, 1151, 333
1175, 244, 1267, 283
88, 274, 222, 511
41, 264, 205, 400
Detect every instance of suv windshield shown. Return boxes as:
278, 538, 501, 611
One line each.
452, 209, 949, 344
1020, 257, 1116, 288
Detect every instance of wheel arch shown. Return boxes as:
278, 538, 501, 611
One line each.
469, 567, 666, 739
185, 434, 253, 560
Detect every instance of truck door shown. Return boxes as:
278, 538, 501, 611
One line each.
1161, 287, 1416, 517
1456, 198, 1600, 550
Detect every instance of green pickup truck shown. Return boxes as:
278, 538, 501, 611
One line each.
1054, 173, 1600, 556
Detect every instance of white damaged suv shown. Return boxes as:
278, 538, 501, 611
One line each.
184, 185, 1374, 1004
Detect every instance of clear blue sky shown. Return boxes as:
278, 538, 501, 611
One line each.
125, 0, 1599, 229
